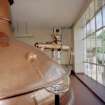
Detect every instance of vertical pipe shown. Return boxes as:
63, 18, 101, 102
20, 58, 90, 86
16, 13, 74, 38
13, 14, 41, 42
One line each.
55, 94, 60, 105
0, 0, 12, 36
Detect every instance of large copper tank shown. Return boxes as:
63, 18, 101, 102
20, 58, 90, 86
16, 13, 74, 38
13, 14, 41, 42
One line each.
0, 36, 69, 104
0, 1, 72, 105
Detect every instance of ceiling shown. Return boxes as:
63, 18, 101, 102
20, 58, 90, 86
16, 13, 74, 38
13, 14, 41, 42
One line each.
11, 0, 90, 29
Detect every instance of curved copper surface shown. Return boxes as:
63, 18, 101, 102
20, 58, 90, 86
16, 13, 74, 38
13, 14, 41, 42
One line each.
0, 32, 10, 47
0, 39, 66, 99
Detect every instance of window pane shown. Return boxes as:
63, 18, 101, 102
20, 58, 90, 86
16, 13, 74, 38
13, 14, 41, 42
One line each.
91, 65, 97, 80
97, 65, 104, 85
102, 6, 105, 26
84, 38, 87, 62
83, 26, 87, 38
91, 35, 96, 63
87, 64, 92, 77
90, 17, 95, 33
102, 28, 105, 65
86, 37, 91, 60
96, 11, 102, 29
102, 67, 105, 86
96, 30, 104, 65
86, 22, 91, 35
86, 35, 96, 63
84, 63, 89, 75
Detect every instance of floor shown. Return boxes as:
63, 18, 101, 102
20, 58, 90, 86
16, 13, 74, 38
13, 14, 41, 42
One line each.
76, 74, 105, 103
71, 76, 105, 105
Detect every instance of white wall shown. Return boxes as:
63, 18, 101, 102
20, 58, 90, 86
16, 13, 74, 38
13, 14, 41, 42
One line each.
62, 29, 74, 65
74, 20, 84, 73
14, 28, 73, 65
14, 28, 52, 46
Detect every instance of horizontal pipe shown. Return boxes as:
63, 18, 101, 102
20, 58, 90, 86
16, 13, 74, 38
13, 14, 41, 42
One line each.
0, 17, 10, 21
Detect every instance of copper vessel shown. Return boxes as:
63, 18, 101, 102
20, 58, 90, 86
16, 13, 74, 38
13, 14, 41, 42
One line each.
0, 35, 74, 105
0, 0, 74, 105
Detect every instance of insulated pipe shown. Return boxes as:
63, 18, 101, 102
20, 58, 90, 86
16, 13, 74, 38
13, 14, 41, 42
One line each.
0, 0, 12, 35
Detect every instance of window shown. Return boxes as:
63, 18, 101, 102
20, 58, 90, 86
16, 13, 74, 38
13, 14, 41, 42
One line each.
103, 28, 105, 65
96, 30, 104, 64
96, 11, 102, 29
91, 35, 96, 63
102, 6, 105, 26
83, 0, 105, 87
85, 63, 92, 77
83, 26, 87, 37
86, 22, 91, 35
91, 65, 97, 80
90, 18, 95, 33
74, 0, 105, 87
97, 65, 104, 85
